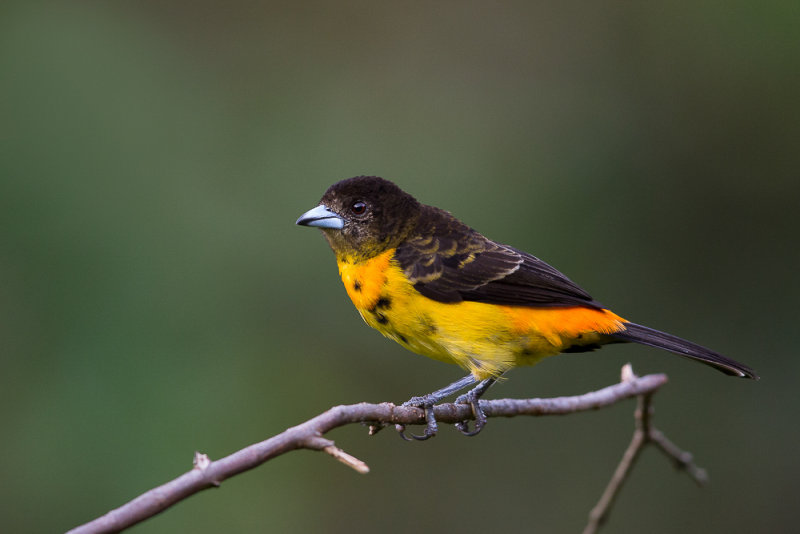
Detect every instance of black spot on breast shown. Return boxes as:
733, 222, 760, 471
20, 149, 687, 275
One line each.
353, 280, 362, 292
375, 312, 389, 325
398, 334, 408, 344
376, 297, 391, 309
420, 314, 437, 335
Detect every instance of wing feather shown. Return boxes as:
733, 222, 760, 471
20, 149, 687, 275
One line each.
395, 207, 602, 308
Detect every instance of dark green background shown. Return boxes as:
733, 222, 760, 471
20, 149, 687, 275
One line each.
2, 2, 798, 532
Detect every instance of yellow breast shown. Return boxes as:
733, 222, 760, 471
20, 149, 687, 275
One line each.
336, 250, 626, 380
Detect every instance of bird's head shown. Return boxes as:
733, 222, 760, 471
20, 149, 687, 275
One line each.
296, 176, 421, 261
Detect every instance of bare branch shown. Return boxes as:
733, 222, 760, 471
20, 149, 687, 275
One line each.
68, 371, 670, 534
583, 368, 708, 534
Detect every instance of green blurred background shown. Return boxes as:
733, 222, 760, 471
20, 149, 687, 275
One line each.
2, 1, 798, 532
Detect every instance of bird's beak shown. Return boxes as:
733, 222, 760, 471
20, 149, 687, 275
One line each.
295, 204, 345, 229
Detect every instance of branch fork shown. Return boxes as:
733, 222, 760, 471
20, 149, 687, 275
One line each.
583, 364, 707, 534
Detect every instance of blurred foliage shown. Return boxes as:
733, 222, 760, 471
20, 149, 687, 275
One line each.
1, 1, 798, 533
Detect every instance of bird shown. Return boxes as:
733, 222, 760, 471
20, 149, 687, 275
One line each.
296, 176, 758, 439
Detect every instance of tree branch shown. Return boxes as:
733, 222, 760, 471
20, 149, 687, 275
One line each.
583, 366, 708, 534
68, 368, 692, 534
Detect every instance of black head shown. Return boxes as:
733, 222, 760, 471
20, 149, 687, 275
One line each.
296, 176, 421, 260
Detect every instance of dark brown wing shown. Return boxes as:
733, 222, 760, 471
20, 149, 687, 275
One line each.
394, 206, 603, 309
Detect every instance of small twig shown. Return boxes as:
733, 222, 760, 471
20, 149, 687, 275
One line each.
322, 445, 371, 474
649, 429, 708, 486
583, 366, 708, 534
68, 371, 668, 534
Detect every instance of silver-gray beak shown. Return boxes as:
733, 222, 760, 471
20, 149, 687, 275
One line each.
295, 204, 345, 229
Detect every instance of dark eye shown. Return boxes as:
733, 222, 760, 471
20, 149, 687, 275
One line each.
350, 201, 367, 216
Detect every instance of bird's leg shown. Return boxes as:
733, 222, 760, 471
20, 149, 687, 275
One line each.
454, 376, 498, 437
396, 374, 477, 441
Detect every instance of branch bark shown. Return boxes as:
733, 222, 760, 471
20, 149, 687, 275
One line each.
68, 369, 692, 534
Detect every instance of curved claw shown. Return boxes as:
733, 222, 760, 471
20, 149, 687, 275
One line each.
409, 405, 439, 440
394, 424, 414, 441
454, 392, 488, 437
396, 402, 439, 441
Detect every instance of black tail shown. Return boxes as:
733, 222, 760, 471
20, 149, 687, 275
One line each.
611, 322, 759, 380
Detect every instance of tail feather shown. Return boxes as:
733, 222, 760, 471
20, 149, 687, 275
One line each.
611, 322, 759, 380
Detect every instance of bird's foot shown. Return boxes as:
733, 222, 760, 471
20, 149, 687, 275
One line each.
396, 395, 439, 441
453, 388, 488, 437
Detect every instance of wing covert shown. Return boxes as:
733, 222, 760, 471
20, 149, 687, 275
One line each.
394, 207, 603, 308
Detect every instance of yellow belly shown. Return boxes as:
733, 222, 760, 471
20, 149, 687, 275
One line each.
337, 250, 626, 380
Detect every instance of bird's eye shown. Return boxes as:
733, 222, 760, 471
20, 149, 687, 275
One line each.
350, 201, 367, 216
